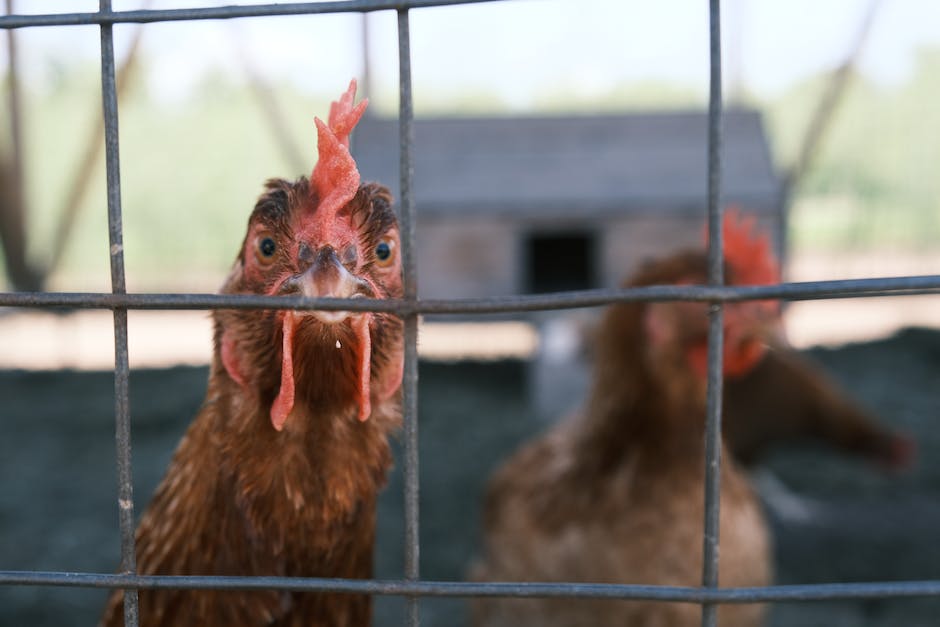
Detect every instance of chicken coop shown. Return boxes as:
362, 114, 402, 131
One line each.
2, 2, 940, 627
354, 110, 784, 417
353, 110, 783, 300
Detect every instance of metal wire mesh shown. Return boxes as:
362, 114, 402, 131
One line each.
1, 2, 940, 627
701, 3, 725, 625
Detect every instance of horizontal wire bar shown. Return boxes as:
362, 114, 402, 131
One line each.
0, 275, 938, 314
0, 0, 503, 28
3, 571, 940, 604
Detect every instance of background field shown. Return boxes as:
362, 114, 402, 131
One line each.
3, 31, 940, 291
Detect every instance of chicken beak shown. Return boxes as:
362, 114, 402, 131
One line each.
722, 303, 783, 379
297, 245, 368, 322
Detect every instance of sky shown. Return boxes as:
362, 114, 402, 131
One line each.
4, 0, 940, 108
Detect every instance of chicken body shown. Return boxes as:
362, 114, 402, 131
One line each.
471, 252, 771, 627
101, 103, 404, 624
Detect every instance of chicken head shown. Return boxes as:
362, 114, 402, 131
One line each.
216, 80, 404, 431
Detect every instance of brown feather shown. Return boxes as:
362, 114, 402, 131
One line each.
101, 179, 402, 627
470, 250, 771, 627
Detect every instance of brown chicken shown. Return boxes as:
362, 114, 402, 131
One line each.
471, 234, 777, 626
569, 213, 912, 472
101, 80, 404, 627
724, 347, 915, 470
714, 212, 914, 471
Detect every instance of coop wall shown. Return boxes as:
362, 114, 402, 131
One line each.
416, 217, 519, 300
599, 211, 780, 287
416, 209, 782, 301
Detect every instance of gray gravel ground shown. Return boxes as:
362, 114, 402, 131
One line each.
1, 327, 938, 626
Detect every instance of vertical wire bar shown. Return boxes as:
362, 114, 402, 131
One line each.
397, 8, 420, 627
701, 1, 724, 626
360, 13, 373, 102
100, 1, 139, 625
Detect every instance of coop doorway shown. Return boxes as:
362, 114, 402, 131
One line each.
525, 231, 598, 293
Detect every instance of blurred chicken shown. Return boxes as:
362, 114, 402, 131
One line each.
574, 211, 913, 471
471, 217, 777, 627
715, 212, 914, 471
101, 80, 404, 627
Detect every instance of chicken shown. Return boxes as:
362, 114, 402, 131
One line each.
715, 213, 914, 471
470, 220, 777, 627
101, 80, 404, 627
725, 347, 914, 469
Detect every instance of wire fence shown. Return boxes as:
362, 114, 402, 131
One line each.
1, 2, 940, 627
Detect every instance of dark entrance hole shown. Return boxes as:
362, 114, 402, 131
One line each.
525, 231, 597, 294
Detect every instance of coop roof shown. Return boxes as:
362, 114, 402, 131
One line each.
352, 109, 780, 219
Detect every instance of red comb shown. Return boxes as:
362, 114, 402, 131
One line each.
310, 79, 368, 223
703, 209, 781, 378
707, 207, 780, 286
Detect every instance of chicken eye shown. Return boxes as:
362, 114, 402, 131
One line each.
260, 238, 276, 256
374, 239, 395, 266
255, 235, 277, 265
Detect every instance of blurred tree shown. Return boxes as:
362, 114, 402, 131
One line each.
1, 1, 41, 291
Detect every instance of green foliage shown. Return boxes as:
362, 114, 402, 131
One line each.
532, 79, 705, 113
10, 63, 333, 291
764, 49, 940, 251
3, 47, 939, 291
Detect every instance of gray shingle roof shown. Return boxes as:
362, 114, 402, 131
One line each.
352, 109, 781, 219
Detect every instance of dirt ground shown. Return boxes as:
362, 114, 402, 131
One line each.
1, 328, 940, 626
